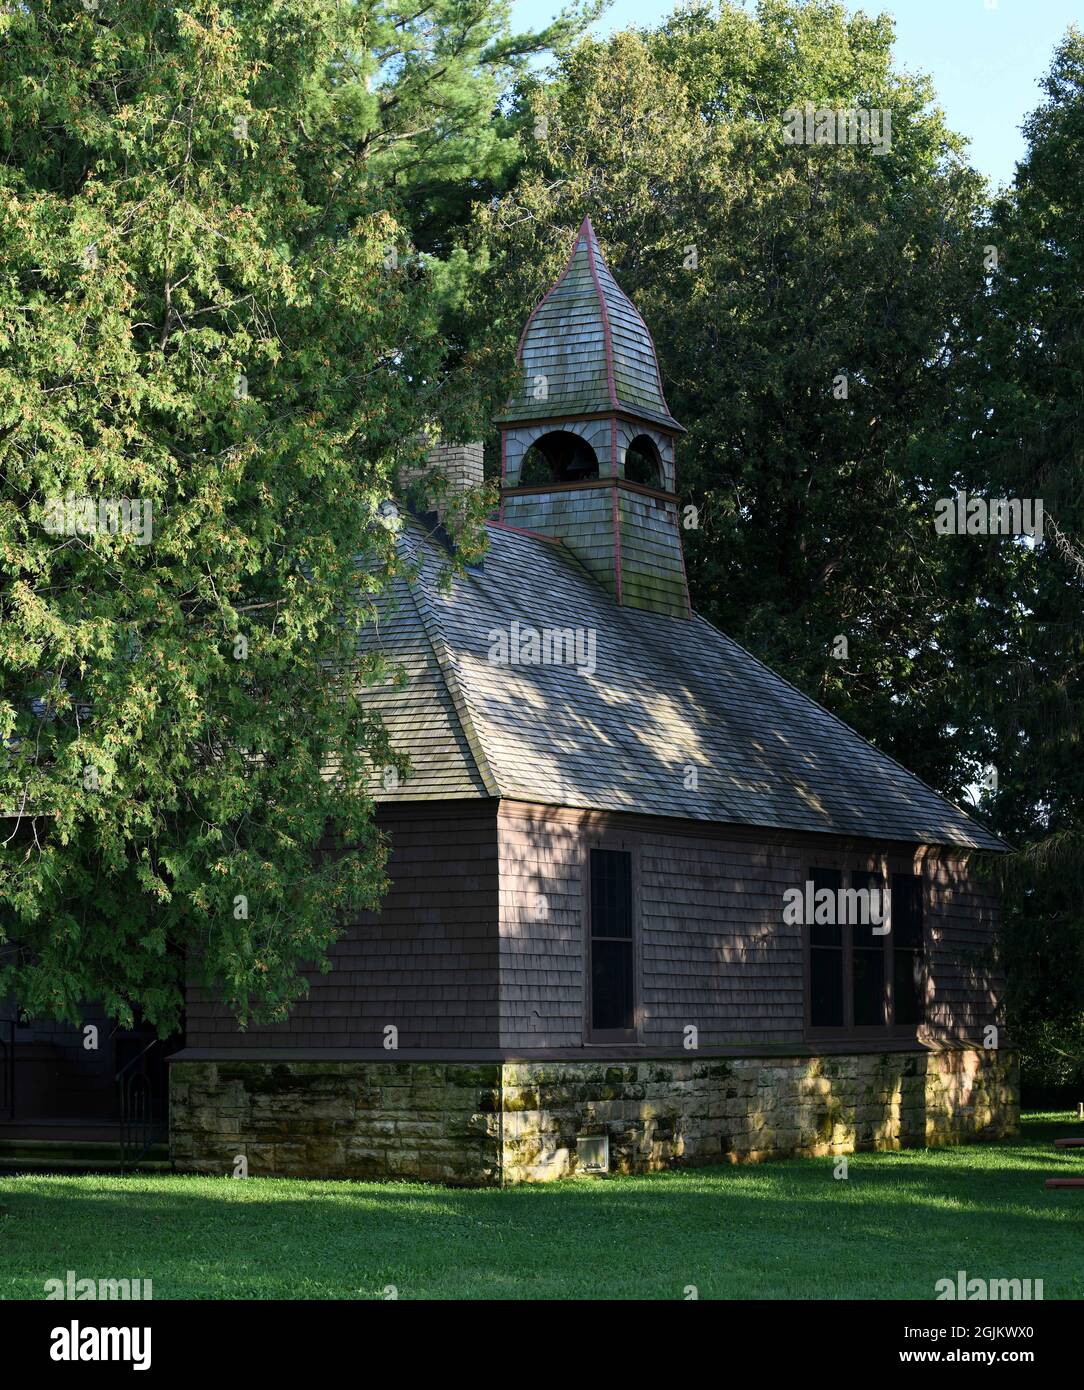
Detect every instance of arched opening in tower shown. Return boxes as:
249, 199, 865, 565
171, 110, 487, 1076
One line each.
520, 431, 600, 486
623, 435, 662, 488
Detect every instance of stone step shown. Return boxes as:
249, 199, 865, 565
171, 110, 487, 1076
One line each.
0, 1138, 170, 1174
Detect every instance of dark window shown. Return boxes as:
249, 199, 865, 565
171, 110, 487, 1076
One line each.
891, 873, 925, 1025
806, 868, 925, 1034
590, 849, 635, 1036
809, 868, 843, 1027
851, 871, 887, 1026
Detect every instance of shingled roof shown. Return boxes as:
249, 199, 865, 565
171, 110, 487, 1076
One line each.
358, 517, 1007, 852
495, 217, 682, 431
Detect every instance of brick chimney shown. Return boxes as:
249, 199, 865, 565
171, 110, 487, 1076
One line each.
427, 441, 484, 494
399, 440, 484, 516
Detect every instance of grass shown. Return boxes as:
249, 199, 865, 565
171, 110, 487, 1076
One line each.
1, 1113, 1081, 1300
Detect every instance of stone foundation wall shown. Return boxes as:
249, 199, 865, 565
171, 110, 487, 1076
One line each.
170, 1061, 502, 1185
500, 1050, 1019, 1182
170, 1049, 1018, 1186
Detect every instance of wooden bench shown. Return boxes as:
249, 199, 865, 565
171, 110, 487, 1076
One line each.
1044, 1132, 1084, 1187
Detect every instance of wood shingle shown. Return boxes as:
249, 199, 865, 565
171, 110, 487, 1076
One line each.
357, 517, 1006, 854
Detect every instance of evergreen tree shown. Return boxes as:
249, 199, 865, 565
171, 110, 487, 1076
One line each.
953, 30, 1084, 1081
0, 0, 586, 1031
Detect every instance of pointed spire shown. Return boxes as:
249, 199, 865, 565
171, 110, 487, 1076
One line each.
494, 218, 681, 431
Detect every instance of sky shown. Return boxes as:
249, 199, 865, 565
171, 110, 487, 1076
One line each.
512, 0, 1082, 189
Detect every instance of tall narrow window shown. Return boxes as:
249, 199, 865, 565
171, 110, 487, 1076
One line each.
589, 848, 635, 1038
891, 873, 925, 1025
809, 867, 844, 1028
851, 870, 887, 1027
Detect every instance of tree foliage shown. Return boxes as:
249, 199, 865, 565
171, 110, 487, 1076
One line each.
0, 0, 579, 1032
2, 0, 1080, 1076
956, 30, 1084, 1061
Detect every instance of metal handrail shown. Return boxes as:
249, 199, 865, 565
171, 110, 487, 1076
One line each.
115, 1035, 160, 1084
116, 1036, 165, 1171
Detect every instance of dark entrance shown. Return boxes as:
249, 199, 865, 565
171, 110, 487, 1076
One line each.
0, 1003, 182, 1161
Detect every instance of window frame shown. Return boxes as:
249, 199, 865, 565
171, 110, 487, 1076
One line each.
583, 839, 641, 1045
804, 862, 927, 1041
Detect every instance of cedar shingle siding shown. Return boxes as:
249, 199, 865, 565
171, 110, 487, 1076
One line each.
495, 804, 1003, 1054
185, 803, 501, 1050
185, 801, 1002, 1056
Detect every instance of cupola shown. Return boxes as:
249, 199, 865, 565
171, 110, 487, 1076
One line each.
496, 217, 689, 619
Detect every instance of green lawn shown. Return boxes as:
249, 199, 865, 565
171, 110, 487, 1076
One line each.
2, 1114, 1081, 1300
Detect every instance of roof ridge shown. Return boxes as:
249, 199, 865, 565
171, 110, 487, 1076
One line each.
689, 611, 1011, 852
595, 254, 678, 423
582, 221, 619, 411
399, 526, 502, 799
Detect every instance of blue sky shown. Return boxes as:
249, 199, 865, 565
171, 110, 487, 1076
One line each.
513, 0, 1081, 188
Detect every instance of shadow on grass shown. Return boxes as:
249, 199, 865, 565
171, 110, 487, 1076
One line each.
1, 1115, 1081, 1300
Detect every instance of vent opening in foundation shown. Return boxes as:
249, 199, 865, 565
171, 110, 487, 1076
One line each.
576, 1134, 610, 1174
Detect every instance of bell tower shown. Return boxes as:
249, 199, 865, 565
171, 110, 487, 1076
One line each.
495, 217, 690, 619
